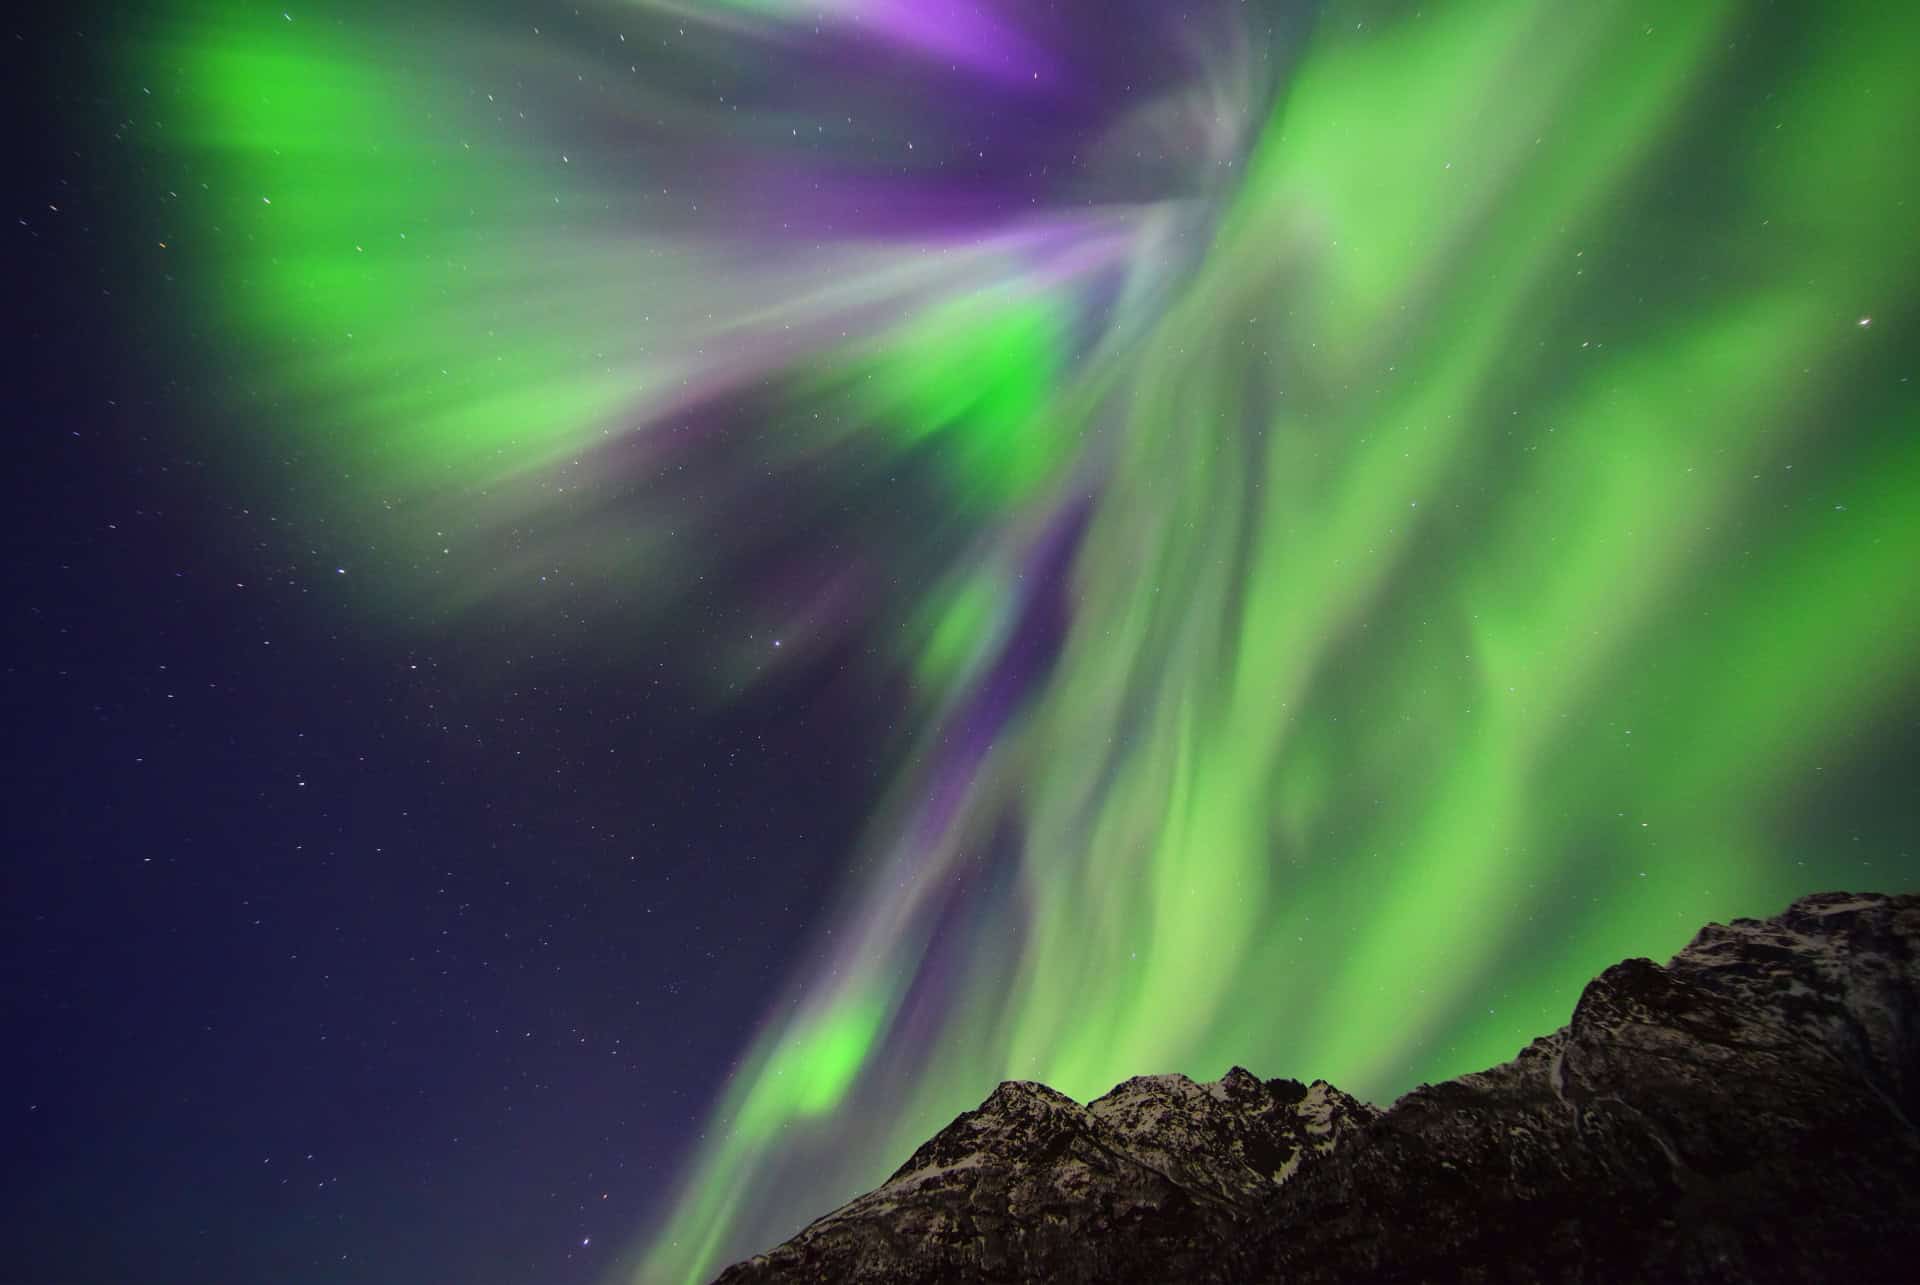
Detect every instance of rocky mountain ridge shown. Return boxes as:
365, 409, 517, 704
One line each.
715, 891, 1920, 1283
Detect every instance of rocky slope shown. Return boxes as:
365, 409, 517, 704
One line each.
715, 892, 1920, 1283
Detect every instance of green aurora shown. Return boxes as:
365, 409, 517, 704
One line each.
128, 0, 1918, 1281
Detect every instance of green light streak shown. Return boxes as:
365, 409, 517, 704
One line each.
736, 992, 890, 1133
115, 2, 1919, 1281
907, 572, 1007, 690
835, 289, 1071, 507
638, 2, 1920, 1281
162, 21, 643, 484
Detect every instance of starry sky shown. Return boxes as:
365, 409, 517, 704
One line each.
7, 1, 1918, 1283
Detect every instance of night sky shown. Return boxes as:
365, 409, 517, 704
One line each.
7, 2, 1918, 1284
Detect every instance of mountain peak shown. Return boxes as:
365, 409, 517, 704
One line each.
979, 1078, 1079, 1112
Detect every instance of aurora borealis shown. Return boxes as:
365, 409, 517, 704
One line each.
18, 0, 1917, 1281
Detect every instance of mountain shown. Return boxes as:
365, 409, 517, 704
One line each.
713, 892, 1920, 1283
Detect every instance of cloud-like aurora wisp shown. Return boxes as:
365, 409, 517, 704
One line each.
129, 0, 1919, 1281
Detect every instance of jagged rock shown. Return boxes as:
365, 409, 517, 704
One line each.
1087, 1069, 1375, 1204
716, 892, 1920, 1284
713, 1071, 1366, 1284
